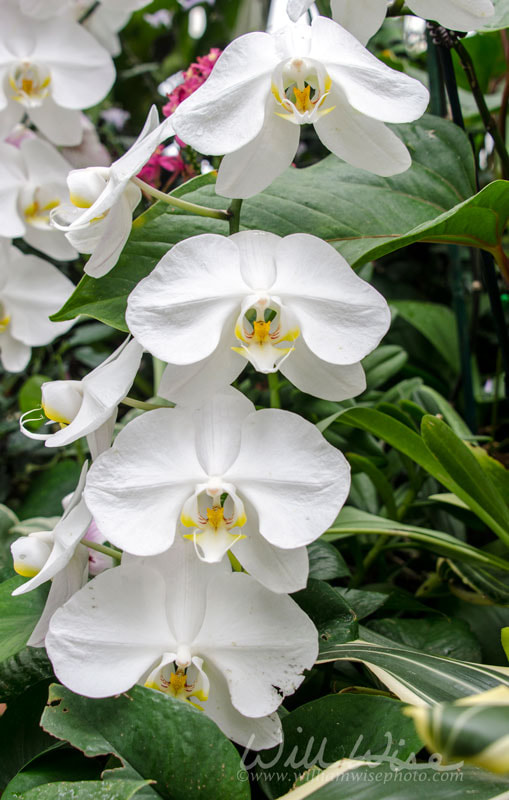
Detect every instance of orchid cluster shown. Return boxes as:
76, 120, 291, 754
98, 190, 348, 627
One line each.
8, 0, 497, 752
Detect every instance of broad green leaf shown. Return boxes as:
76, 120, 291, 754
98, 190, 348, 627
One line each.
405, 687, 509, 775
391, 302, 460, 373
366, 618, 482, 662
362, 346, 408, 391
421, 416, 509, 546
0, 681, 57, 792
346, 453, 398, 519
252, 694, 422, 799
307, 540, 350, 581
52, 116, 478, 331
3, 749, 105, 800
467, 446, 509, 509
317, 638, 509, 705
277, 759, 509, 799
292, 580, 358, 655
0, 648, 53, 703
22, 780, 152, 800
0, 576, 48, 662
412, 386, 472, 439
40, 684, 250, 800
326, 507, 509, 572
334, 588, 388, 620
18, 460, 82, 520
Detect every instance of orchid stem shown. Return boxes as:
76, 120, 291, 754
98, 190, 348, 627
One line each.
268, 373, 281, 409
121, 397, 172, 411
81, 539, 122, 561
132, 177, 230, 221
228, 199, 243, 235
152, 357, 165, 395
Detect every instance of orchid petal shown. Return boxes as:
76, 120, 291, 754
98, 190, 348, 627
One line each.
84, 408, 206, 555
330, 0, 387, 44
46, 563, 175, 698
314, 90, 412, 176
408, 0, 494, 31
0, 142, 26, 238
196, 572, 318, 717
215, 99, 300, 199
230, 230, 280, 290
309, 16, 429, 123
27, 546, 89, 647
203, 661, 283, 749
127, 234, 246, 365
158, 329, 245, 409
226, 408, 350, 549
194, 389, 254, 477
83, 193, 137, 278
286, 0, 313, 22
272, 234, 391, 364
280, 340, 367, 401
28, 100, 83, 147
172, 32, 279, 155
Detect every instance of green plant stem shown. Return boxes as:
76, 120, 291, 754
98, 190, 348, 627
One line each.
228, 199, 243, 235
268, 372, 281, 409
132, 177, 230, 221
121, 397, 172, 411
152, 357, 165, 396
81, 539, 122, 561
453, 39, 509, 179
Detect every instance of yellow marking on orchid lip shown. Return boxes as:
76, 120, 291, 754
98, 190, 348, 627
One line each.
21, 78, 33, 94
274, 111, 295, 120
271, 82, 282, 104
294, 85, 313, 113
41, 403, 71, 427
24, 202, 38, 217
324, 75, 332, 93
234, 510, 247, 528
235, 320, 248, 343
70, 194, 92, 209
180, 512, 195, 528
279, 327, 300, 343
0, 314, 10, 333
144, 679, 160, 690
194, 688, 209, 702
316, 105, 336, 119
13, 561, 40, 578
42, 199, 60, 212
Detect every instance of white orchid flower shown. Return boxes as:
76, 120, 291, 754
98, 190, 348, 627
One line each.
287, 0, 494, 42
0, 138, 76, 261
10, 463, 92, 647
0, 1, 115, 146
0, 241, 75, 373
46, 536, 318, 748
51, 107, 174, 278
84, 389, 350, 593
127, 231, 390, 404
171, 16, 429, 198
20, 338, 143, 459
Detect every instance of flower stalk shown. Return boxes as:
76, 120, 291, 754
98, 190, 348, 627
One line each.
132, 177, 230, 221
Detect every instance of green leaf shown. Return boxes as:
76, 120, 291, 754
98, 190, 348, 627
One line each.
0, 648, 53, 703
326, 507, 509, 572
252, 694, 423, 798
412, 386, 472, 439
0, 576, 48, 663
502, 629, 509, 662
366, 618, 482, 662
0, 681, 57, 792
292, 580, 358, 655
18, 461, 82, 520
276, 760, 509, 799
334, 588, 388, 620
438, 559, 509, 605
391, 302, 460, 373
0, 505, 19, 581
421, 415, 509, 546
405, 688, 509, 775
3, 749, 105, 800
307, 540, 350, 581
40, 684, 250, 800
317, 638, 509, 705
52, 116, 478, 331
22, 780, 152, 800
362, 346, 408, 391
346, 453, 398, 519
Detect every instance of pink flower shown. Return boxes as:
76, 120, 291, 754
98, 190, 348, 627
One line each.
163, 48, 221, 118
